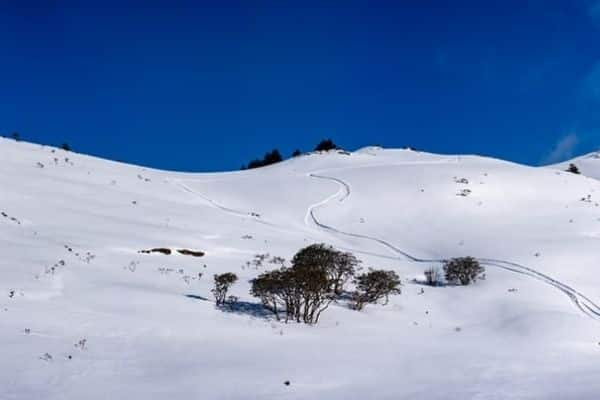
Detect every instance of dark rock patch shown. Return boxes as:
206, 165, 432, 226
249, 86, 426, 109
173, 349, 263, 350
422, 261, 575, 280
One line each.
177, 249, 205, 257
139, 248, 172, 255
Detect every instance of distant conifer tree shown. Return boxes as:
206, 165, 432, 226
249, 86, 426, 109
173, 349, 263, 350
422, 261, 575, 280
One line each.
566, 163, 580, 174
243, 149, 283, 170
314, 139, 338, 152
263, 149, 282, 165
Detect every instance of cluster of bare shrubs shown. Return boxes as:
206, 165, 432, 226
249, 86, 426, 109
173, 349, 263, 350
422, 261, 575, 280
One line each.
211, 250, 485, 326
250, 244, 401, 324
422, 257, 485, 287
243, 253, 282, 270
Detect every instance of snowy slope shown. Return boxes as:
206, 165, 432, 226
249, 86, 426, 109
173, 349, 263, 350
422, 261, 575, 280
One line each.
1, 138, 600, 399
549, 151, 600, 180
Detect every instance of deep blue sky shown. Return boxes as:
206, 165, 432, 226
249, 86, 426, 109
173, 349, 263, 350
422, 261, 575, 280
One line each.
2, 1, 600, 171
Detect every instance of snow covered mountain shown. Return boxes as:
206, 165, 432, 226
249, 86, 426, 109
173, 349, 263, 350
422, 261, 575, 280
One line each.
2, 137, 599, 399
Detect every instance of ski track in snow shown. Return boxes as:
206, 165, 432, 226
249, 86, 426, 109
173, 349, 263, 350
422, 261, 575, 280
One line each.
308, 173, 600, 321
171, 179, 282, 229
168, 168, 600, 321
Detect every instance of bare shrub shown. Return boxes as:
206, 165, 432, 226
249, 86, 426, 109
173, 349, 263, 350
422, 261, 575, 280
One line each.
291, 243, 359, 295
566, 163, 580, 174
212, 273, 238, 306
424, 266, 443, 286
443, 257, 484, 285
351, 269, 402, 310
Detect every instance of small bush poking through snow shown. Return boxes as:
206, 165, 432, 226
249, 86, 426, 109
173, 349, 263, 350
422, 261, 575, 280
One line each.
212, 273, 238, 306
443, 257, 485, 286
566, 163, 580, 174
424, 266, 444, 286
351, 269, 402, 311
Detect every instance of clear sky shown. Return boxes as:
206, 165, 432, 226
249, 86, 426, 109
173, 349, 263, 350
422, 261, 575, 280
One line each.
1, 0, 600, 171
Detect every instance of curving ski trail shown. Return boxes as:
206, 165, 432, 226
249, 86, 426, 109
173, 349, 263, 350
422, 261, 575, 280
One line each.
308, 173, 600, 321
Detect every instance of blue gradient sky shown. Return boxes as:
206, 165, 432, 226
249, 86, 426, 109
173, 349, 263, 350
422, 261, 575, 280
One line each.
1, 1, 600, 171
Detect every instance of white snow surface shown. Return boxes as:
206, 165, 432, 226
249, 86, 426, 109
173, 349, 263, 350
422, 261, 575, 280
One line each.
1, 138, 600, 399
550, 151, 600, 180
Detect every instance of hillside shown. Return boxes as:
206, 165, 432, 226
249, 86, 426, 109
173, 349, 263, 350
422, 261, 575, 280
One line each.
549, 151, 600, 180
1, 138, 599, 399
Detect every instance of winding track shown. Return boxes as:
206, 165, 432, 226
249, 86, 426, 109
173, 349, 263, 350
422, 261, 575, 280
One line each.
169, 169, 600, 321
308, 173, 600, 321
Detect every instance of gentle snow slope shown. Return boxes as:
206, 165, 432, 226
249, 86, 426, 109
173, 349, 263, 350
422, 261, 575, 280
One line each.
549, 151, 600, 180
1, 138, 599, 399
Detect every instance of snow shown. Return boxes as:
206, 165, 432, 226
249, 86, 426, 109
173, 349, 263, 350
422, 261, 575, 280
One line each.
1, 137, 600, 399
549, 151, 600, 180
